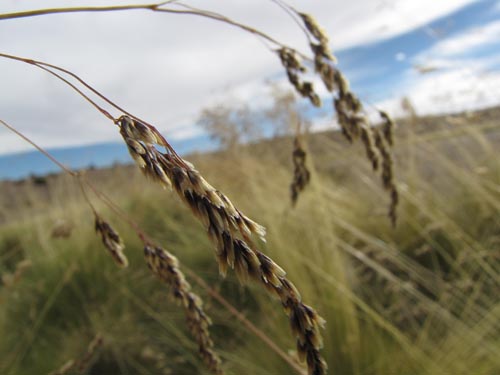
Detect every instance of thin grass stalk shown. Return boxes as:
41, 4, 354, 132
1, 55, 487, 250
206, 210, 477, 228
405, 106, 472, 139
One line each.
48, 333, 103, 375
0, 3, 310, 59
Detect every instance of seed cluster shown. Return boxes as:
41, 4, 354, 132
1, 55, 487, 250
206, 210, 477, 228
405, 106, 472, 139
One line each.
290, 136, 311, 206
144, 245, 223, 374
119, 115, 327, 375
278, 48, 321, 107
299, 12, 337, 94
94, 215, 128, 267
292, 13, 399, 225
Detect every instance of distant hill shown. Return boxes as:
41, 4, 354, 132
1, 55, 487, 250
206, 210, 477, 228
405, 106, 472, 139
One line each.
0, 134, 214, 181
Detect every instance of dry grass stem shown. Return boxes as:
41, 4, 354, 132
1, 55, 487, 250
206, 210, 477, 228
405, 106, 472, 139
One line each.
75, 334, 103, 374
48, 333, 103, 375
48, 360, 75, 375
119, 115, 327, 375
1, 259, 32, 288
94, 214, 128, 268
144, 244, 224, 374
290, 135, 311, 206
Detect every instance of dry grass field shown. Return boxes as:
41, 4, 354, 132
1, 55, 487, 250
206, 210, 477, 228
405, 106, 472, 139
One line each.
1, 106, 499, 374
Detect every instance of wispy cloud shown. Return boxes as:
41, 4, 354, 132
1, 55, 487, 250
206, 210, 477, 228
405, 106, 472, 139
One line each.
418, 20, 500, 59
377, 66, 500, 117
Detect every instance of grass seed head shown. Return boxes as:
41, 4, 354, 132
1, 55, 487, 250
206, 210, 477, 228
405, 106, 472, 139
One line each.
379, 110, 395, 147
118, 115, 164, 146
299, 13, 329, 45
94, 215, 128, 268
278, 48, 321, 107
360, 127, 380, 171
144, 244, 224, 374
290, 136, 311, 206
120, 116, 326, 375
373, 129, 398, 225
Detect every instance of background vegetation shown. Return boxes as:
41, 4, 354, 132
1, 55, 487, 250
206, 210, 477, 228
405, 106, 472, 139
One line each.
0, 97, 499, 374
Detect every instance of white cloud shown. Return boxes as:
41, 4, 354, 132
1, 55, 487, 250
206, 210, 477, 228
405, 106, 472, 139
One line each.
381, 16, 500, 118
376, 67, 500, 118
418, 20, 500, 59
0, 0, 477, 155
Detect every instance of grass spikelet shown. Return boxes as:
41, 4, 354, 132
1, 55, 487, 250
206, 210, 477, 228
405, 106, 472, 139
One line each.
119, 115, 327, 375
299, 13, 329, 45
373, 128, 398, 225
118, 116, 173, 189
275, 278, 327, 375
326, 43, 398, 224
379, 110, 395, 147
313, 54, 335, 92
288, 7, 399, 225
302, 13, 337, 94
144, 244, 224, 374
360, 126, 380, 171
94, 214, 128, 268
290, 135, 311, 206
118, 114, 165, 146
278, 48, 321, 107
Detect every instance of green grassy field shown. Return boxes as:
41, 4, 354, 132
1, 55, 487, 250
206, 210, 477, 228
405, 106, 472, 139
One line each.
1, 107, 499, 375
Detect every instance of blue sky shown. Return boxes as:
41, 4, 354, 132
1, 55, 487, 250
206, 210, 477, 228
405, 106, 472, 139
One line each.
337, 0, 500, 113
1, 0, 500, 179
